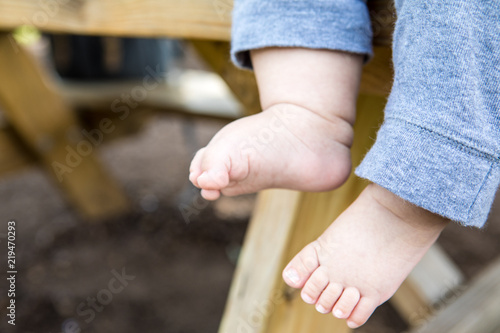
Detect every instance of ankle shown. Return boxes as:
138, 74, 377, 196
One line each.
365, 184, 449, 234
252, 47, 362, 126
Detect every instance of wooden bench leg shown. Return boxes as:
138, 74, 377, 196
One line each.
411, 256, 500, 333
0, 32, 129, 219
392, 245, 464, 326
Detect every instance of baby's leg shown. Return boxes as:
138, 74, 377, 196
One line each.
283, 183, 449, 328
189, 48, 363, 200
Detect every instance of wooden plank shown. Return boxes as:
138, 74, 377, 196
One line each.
411, 256, 500, 333
218, 189, 308, 333
0, 108, 153, 178
58, 71, 244, 120
391, 245, 465, 326
410, 246, 464, 304
0, 0, 232, 41
0, 0, 394, 46
262, 191, 357, 333
0, 126, 36, 176
0, 33, 129, 219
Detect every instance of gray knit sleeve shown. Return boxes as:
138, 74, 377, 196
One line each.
356, 0, 500, 228
230, 0, 373, 69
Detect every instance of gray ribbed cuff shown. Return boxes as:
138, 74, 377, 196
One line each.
230, 0, 373, 69
356, 117, 500, 228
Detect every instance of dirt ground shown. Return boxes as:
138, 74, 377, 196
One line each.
1, 78, 500, 333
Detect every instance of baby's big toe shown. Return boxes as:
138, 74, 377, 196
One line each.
200, 189, 221, 201
197, 169, 229, 190
189, 148, 206, 187
190, 146, 231, 192
283, 242, 321, 288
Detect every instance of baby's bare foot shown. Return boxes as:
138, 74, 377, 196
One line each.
283, 184, 449, 328
189, 103, 353, 200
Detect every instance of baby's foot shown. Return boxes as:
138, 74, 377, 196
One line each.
189, 103, 353, 200
283, 184, 449, 328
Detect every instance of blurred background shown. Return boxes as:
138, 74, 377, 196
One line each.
0, 29, 499, 333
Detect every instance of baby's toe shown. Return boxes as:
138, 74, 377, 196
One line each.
197, 168, 230, 191
200, 189, 221, 201
189, 148, 206, 187
346, 297, 379, 328
332, 287, 360, 319
283, 242, 321, 288
300, 268, 329, 305
315, 282, 343, 314
195, 147, 232, 191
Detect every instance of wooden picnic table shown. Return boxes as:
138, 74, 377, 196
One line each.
0, 1, 483, 332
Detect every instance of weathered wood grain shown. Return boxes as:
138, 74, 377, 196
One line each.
0, 33, 129, 219
0, 0, 232, 40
